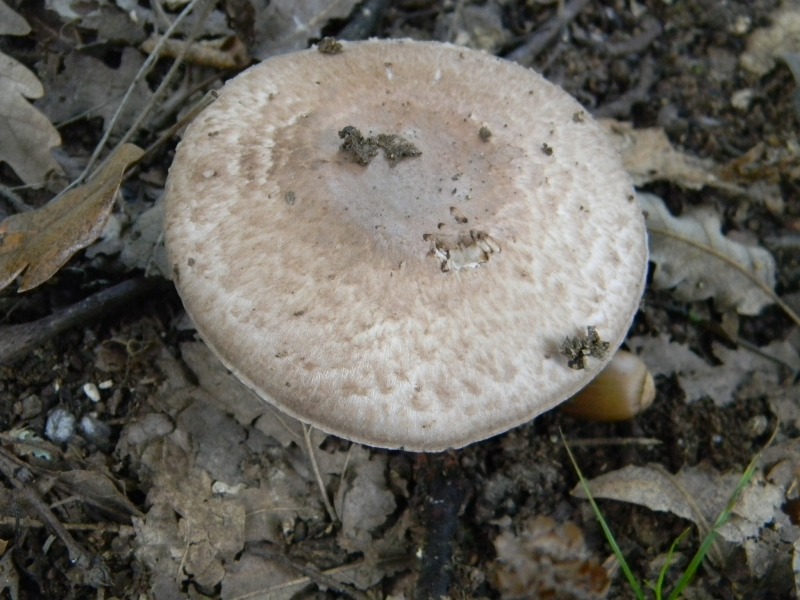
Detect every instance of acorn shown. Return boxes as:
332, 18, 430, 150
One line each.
561, 350, 655, 421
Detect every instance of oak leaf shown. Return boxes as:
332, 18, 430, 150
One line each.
36, 48, 153, 137
0, 143, 144, 292
640, 192, 776, 315
0, 2, 62, 186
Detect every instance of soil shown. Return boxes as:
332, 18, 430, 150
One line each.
1, 1, 799, 599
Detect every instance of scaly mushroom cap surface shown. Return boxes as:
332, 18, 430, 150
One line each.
164, 39, 648, 451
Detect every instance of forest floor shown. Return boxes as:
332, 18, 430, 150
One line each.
1, 0, 800, 598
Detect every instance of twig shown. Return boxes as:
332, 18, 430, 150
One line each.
109, 0, 216, 170
69, 0, 208, 189
593, 57, 657, 119
338, 0, 389, 40
0, 278, 161, 364
247, 542, 372, 600
140, 90, 218, 164
146, 70, 221, 131
603, 15, 662, 57
0, 516, 134, 533
0, 185, 32, 213
564, 436, 663, 448
302, 425, 339, 524
0, 447, 110, 587
504, 0, 591, 66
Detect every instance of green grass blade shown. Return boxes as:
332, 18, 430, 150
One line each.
561, 430, 646, 600
666, 455, 759, 600
654, 527, 692, 600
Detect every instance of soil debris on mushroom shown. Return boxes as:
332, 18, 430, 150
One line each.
338, 125, 421, 165
561, 326, 610, 370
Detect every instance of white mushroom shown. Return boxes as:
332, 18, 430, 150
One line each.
164, 39, 648, 451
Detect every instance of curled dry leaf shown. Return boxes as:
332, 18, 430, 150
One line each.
0, 143, 144, 292
640, 192, 776, 316
600, 119, 739, 192
0, 5, 62, 186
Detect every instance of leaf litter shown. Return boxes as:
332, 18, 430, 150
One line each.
35, 48, 153, 137
572, 440, 800, 584
601, 119, 735, 192
0, 2, 62, 187
118, 341, 412, 598
1, 1, 800, 598
628, 335, 799, 406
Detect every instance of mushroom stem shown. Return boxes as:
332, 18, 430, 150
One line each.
413, 453, 469, 600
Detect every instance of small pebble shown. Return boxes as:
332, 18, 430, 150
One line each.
211, 481, 245, 495
731, 89, 754, 111
79, 414, 112, 446
83, 382, 101, 403
16, 394, 42, 420
746, 415, 768, 439
45, 408, 76, 444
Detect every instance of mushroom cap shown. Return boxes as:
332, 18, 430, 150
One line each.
164, 39, 648, 451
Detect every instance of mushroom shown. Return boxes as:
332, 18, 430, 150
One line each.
164, 39, 648, 452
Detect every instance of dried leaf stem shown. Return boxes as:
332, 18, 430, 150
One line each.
70, 0, 210, 189
0, 446, 110, 587
247, 542, 372, 600
303, 424, 339, 524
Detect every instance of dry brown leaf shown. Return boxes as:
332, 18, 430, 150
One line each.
57, 469, 142, 519
572, 464, 751, 525
601, 120, 739, 192
0, 143, 144, 292
628, 335, 798, 406
179, 341, 272, 427
36, 49, 153, 136
132, 433, 246, 591
221, 554, 301, 600
640, 192, 776, 315
335, 446, 396, 555
491, 515, 612, 599
119, 347, 326, 595
0, 45, 62, 185
572, 451, 800, 579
